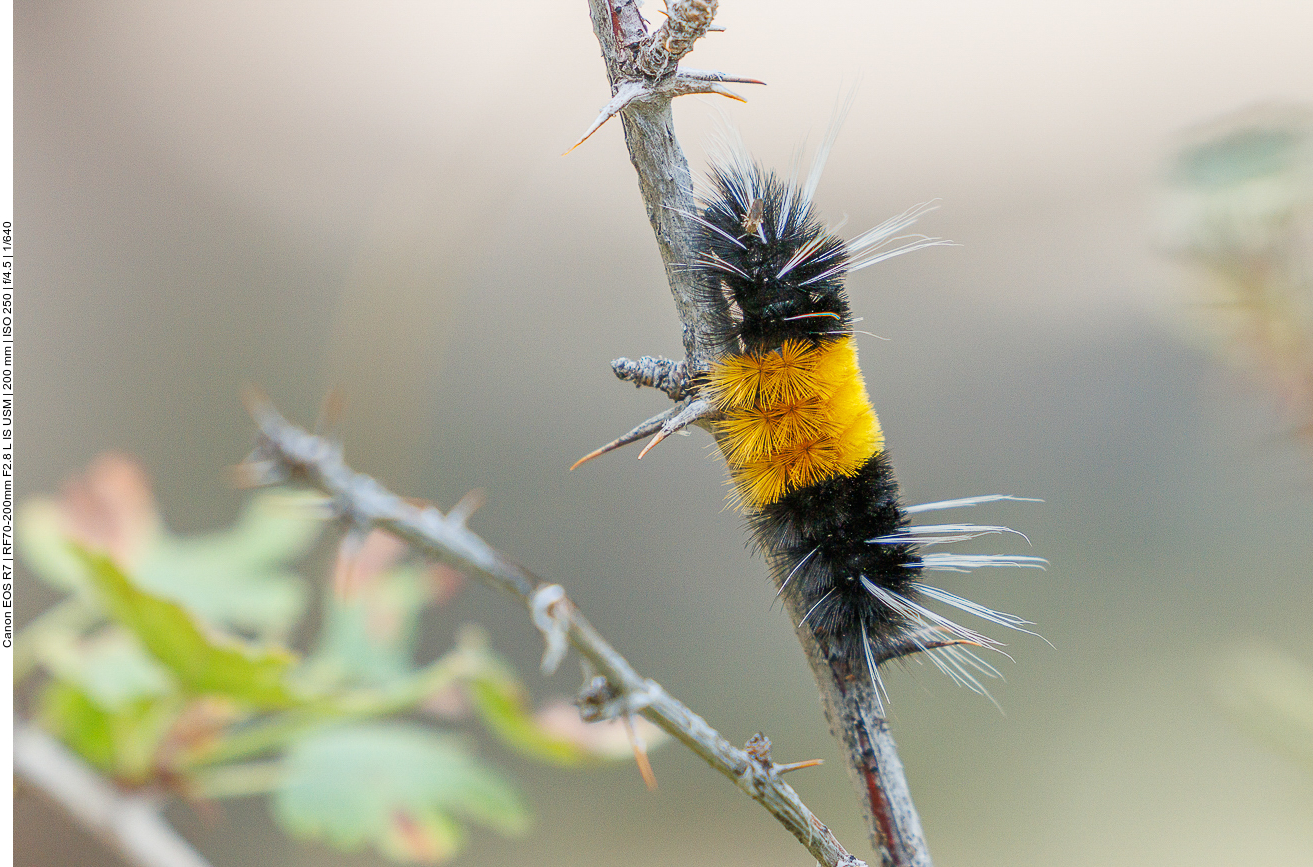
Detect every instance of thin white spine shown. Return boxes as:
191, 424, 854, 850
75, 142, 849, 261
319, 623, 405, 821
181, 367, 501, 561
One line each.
868, 523, 1032, 546
905, 495, 1044, 515
667, 205, 747, 250
778, 545, 820, 598
798, 588, 836, 629
775, 145, 806, 240
917, 553, 1049, 572
697, 250, 751, 279
923, 644, 1004, 707
801, 89, 857, 207
860, 620, 889, 713
845, 201, 942, 258
776, 232, 840, 279
910, 583, 1038, 634
842, 236, 957, 277
859, 577, 995, 649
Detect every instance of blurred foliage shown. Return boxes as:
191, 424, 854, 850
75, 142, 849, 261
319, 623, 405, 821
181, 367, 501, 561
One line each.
1215, 645, 1313, 776
1165, 108, 1313, 794
16, 453, 665, 865
1161, 105, 1313, 452
274, 724, 530, 863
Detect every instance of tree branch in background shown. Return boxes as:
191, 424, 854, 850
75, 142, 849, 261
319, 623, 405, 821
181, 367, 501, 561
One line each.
240, 398, 867, 867
14, 721, 216, 867
576, 3, 932, 865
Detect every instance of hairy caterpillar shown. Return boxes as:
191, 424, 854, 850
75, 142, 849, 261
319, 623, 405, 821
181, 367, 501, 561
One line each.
688, 134, 1043, 699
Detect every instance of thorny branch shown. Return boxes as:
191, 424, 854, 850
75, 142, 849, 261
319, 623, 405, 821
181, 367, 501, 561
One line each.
576, 2, 933, 866
240, 398, 866, 867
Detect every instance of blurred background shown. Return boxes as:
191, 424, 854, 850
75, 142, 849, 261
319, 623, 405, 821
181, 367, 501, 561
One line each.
17, 1, 1313, 865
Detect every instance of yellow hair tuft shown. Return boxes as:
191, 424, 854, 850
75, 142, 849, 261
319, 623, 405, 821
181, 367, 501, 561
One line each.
706, 336, 883, 510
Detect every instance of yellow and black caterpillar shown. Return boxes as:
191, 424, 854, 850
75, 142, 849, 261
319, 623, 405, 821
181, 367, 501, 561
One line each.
690, 143, 1042, 697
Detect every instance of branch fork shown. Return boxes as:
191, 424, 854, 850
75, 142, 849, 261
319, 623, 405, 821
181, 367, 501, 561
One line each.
567, 2, 763, 154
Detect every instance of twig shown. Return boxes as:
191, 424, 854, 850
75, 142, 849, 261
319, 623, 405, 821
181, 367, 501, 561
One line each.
581, 0, 736, 372
576, 3, 932, 865
611, 356, 691, 400
14, 719, 216, 867
241, 398, 867, 867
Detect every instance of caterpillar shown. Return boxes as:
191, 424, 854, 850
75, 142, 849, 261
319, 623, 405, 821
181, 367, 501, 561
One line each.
687, 135, 1044, 699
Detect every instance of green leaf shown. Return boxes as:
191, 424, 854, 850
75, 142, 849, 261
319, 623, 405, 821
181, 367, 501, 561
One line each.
466, 675, 588, 767
18, 489, 325, 639
308, 565, 432, 688
40, 626, 176, 711
17, 500, 94, 595
38, 681, 116, 771
77, 549, 301, 709
137, 491, 325, 639
273, 723, 530, 864
38, 680, 181, 783
1172, 124, 1306, 188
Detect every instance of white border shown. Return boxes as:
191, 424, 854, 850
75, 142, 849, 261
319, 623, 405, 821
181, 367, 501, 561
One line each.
3, 1, 16, 865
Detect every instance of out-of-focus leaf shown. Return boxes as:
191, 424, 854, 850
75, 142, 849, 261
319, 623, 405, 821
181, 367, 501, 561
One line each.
186, 759, 287, 800
18, 500, 97, 594
530, 699, 670, 761
457, 632, 643, 766
18, 456, 326, 639
1216, 644, 1313, 775
310, 564, 432, 688
1173, 123, 1307, 189
39, 681, 116, 771
38, 680, 180, 783
381, 810, 464, 865
1161, 107, 1313, 459
328, 528, 409, 599
273, 723, 529, 864
77, 549, 301, 709
1163, 107, 1313, 251
17, 454, 162, 594
13, 598, 100, 685
54, 453, 160, 566
137, 490, 326, 639
465, 676, 588, 767
39, 625, 176, 711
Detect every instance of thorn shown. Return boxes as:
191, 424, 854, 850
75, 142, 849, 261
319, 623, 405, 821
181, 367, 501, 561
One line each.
570, 402, 686, 470
565, 71, 764, 156
314, 388, 347, 437
623, 715, 659, 791
637, 397, 717, 459
228, 455, 279, 490
570, 446, 609, 472
704, 84, 747, 103
241, 384, 272, 419
676, 68, 766, 86
775, 758, 825, 774
635, 427, 672, 460
564, 81, 648, 155
234, 386, 286, 488
875, 627, 990, 666
655, 71, 765, 103
447, 488, 487, 527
